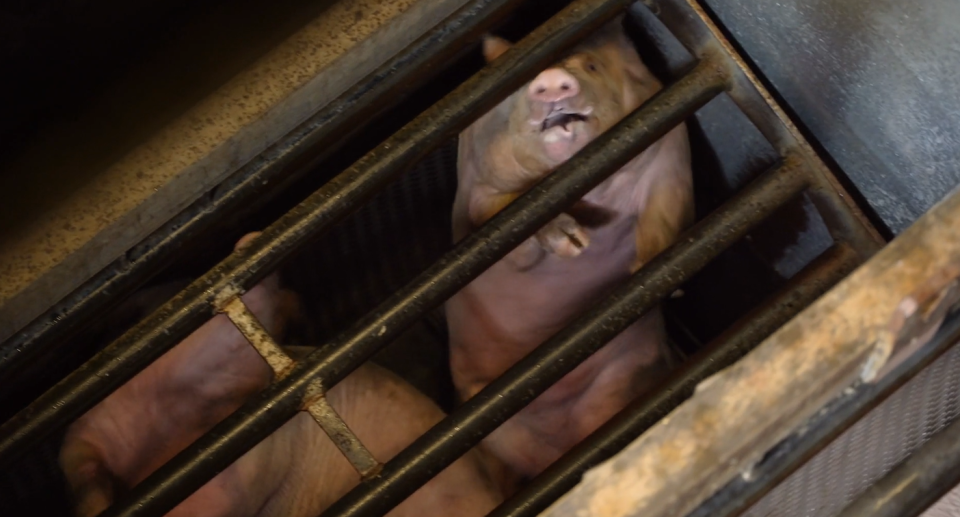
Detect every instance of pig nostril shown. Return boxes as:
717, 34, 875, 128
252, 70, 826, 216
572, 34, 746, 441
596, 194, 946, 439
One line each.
536, 87, 546, 94
561, 84, 569, 91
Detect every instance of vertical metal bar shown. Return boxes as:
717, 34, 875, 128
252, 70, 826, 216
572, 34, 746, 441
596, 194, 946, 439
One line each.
219, 295, 381, 478
0, 0, 637, 470
488, 243, 860, 517
96, 56, 728, 517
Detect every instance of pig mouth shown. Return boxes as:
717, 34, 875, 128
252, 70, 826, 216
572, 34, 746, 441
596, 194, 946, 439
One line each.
540, 112, 589, 132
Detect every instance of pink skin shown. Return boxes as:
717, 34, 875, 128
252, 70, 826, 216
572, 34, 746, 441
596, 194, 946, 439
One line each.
60, 232, 502, 517
446, 20, 695, 483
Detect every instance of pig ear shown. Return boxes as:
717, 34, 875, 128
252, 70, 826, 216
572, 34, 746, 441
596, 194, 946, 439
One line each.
482, 35, 513, 62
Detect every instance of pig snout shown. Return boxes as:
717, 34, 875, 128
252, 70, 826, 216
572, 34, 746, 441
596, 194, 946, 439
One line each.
528, 68, 579, 103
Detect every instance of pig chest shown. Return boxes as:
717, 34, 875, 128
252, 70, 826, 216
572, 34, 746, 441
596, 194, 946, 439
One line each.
447, 182, 649, 396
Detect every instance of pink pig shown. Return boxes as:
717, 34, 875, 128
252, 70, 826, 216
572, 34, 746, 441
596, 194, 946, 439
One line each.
445, 18, 695, 484
60, 233, 502, 517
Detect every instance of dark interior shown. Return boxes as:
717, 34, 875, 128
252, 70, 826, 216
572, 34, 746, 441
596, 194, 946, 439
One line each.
0, 1, 859, 514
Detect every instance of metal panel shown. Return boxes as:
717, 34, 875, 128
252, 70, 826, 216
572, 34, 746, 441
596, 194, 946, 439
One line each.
702, 0, 960, 234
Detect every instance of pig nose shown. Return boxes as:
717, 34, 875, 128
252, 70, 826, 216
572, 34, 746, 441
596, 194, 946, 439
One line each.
528, 68, 579, 103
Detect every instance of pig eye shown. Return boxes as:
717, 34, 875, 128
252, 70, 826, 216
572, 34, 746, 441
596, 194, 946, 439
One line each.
587, 62, 598, 72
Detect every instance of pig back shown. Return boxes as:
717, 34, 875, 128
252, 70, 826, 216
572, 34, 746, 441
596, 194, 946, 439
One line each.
257, 361, 503, 517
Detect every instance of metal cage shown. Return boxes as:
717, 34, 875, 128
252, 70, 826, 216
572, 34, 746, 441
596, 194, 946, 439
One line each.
2, 0, 958, 516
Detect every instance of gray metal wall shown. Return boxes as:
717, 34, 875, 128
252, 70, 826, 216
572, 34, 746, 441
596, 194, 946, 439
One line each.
703, 0, 960, 234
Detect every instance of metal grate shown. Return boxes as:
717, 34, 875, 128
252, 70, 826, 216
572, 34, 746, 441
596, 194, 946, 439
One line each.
0, 0, 890, 515
744, 335, 960, 517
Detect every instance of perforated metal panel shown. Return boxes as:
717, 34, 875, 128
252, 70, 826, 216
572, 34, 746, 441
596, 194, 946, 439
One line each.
744, 341, 960, 517
925, 485, 960, 517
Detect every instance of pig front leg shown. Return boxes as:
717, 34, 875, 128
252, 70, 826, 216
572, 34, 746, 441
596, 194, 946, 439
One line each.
469, 186, 590, 269
60, 440, 120, 517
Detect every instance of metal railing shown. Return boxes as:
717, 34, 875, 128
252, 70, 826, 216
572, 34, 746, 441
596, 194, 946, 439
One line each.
0, 0, 887, 516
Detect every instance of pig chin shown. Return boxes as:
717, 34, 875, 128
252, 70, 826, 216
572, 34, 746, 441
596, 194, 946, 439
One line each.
539, 122, 591, 163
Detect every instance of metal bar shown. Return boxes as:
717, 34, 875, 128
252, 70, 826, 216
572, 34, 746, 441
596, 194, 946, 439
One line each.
221, 296, 381, 477
687, 308, 960, 517
836, 404, 960, 517
489, 243, 860, 517
96, 56, 728, 517
306, 399, 383, 479
0, 0, 638, 469
648, 0, 885, 259
220, 297, 295, 376
317, 160, 809, 517
0, 0, 527, 386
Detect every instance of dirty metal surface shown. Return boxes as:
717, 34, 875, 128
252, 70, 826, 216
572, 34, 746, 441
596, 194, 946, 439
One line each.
0, 0, 476, 349
702, 0, 960, 235
540, 187, 960, 517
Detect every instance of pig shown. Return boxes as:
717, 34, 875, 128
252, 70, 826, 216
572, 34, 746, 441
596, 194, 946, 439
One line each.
445, 18, 694, 483
60, 232, 503, 517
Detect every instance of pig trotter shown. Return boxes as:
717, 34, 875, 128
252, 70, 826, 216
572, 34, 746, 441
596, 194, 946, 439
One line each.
60, 441, 121, 517
535, 213, 590, 257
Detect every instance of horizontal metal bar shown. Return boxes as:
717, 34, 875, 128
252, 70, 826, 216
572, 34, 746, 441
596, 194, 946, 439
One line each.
96, 51, 728, 517
318, 159, 809, 517
687, 295, 960, 517
0, 0, 635, 470
836, 403, 960, 517
0, 0, 526, 385
489, 242, 860, 517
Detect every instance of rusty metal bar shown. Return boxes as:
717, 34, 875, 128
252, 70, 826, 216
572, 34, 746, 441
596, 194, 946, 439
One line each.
305, 399, 383, 479
220, 296, 381, 478
0, 0, 639, 470
94, 55, 728, 517
220, 297, 295, 376
488, 242, 860, 517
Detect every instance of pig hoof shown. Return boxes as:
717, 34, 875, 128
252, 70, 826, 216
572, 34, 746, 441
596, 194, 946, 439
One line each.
234, 231, 263, 251
536, 214, 589, 258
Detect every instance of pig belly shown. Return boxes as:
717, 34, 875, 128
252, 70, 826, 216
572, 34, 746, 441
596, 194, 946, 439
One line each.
446, 217, 642, 397
472, 311, 665, 478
